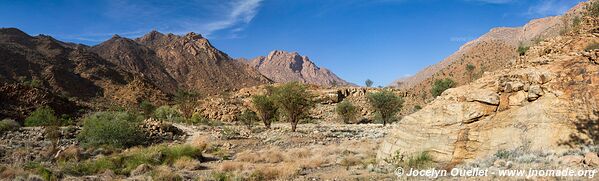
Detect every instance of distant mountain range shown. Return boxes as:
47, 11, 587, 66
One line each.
0, 28, 350, 119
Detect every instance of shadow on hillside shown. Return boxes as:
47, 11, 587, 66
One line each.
559, 110, 599, 148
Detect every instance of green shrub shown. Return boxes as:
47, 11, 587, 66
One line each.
61, 156, 117, 176
0, 119, 20, 133
495, 149, 512, 159
270, 82, 315, 132
78, 111, 146, 148
251, 94, 277, 129
139, 100, 156, 118
517, 45, 529, 56
189, 113, 222, 126
24, 106, 58, 127
431, 78, 456, 97
585, 42, 599, 51
367, 90, 404, 126
154, 105, 183, 122
413, 105, 422, 111
237, 110, 258, 130
336, 100, 359, 124
405, 152, 434, 169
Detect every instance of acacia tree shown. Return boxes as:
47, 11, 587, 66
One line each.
271, 82, 315, 132
367, 90, 404, 126
336, 100, 359, 124
365, 79, 374, 87
251, 94, 277, 129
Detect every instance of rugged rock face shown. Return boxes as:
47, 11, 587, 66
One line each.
131, 31, 271, 94
0, 28, 167, 119
248, 50, 350, 87
391, 2, 588, 108
378, 14, 599, 166
0, 82, 82, 121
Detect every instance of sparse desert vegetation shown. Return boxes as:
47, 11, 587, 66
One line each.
2, 1, 599, 181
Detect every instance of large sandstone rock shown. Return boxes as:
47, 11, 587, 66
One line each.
378, 16, 599, 165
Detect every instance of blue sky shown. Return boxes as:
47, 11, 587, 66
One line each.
0, 0, 585, 86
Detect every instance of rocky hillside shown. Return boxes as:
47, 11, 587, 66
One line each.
248, 50, 350, 87
0, 28, 167, 120
392, 2, 588, 104
378, 6, 599, 168
92, 31, 271, 95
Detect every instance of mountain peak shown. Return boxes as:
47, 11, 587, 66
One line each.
250, 50, 350, 86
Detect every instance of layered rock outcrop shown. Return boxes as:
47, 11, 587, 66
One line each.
378, 15, 599, 166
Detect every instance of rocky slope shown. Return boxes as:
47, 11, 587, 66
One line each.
0, 28, 167, 120
392, 2, 588, 105
378, 8, 599, 168
247, 50, 350, 87
93, 31, 271, 95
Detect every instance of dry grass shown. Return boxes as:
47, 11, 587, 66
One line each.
236, 147, 285, 163
151, 165, 182, 181
218, 161, 246, 172
190, 135, 209, 151
0, 166, 27, 179
173, 156, 201, 170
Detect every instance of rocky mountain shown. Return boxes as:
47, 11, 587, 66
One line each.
0, 28, 168, 120
392, 2, 587, 103
378, 1, 599, 167
247, 50, 350, 87
92, 31, 271, 95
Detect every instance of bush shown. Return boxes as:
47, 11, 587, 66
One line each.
517, 45, 529, 56
24, 106, 59, 127
139, 100, 156, 118
405, 152, 434, 169
0, 119, 20, 133
237, 110, 258, 130
431, 78, 456, 97
367, 90, 404, 126
189, 113, 222, 126
270, 82, 315, 132
251, 94, 277, 129
336, 100, 359, 124
154, 105, 183, 122
78, 111, 146, 148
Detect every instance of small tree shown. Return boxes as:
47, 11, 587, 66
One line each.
251, 94, 277, 129
431, 78, 456, 98
367, 90, 404, 126
237, 110, 259, 130
336, 100, 359, 124
466, 64, 475, 81
154, 105, 183, 123
270, 82, 315, 132
365, 79, 373, 87
139, 100, 156, 118
174, 89, 200, 118
25, 106, 58, 127
517, 45, 529, 56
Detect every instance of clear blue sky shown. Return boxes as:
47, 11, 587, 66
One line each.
0, 0, 585, 86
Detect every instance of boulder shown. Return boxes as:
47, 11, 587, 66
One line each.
584, 152, 599, 167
